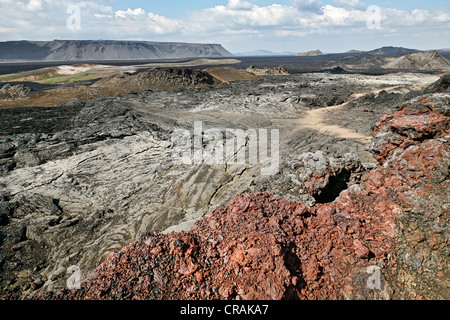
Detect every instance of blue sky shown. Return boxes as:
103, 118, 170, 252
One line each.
0, 0, 449, 53
114, 0, 450, 14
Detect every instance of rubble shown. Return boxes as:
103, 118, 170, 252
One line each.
245, 65, 289, 75
0, 84, 33, 100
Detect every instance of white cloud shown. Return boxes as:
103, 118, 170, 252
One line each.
147, 12, 184, 35
382, 8, 433, 27
194, 3, 302, 28
115, 8, 146, 19
227, 0, 254, 10
321, 5, 352, 25
25, 0, 43, 11
110, 7, 185, 35
410, 9, 431, 24
434, 11, 450, 23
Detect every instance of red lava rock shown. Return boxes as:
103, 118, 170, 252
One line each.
373, 104, 449, 164
353, 239, 370, 258
34, 96, 449, 301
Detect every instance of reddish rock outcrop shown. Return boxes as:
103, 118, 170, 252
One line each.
35, 92, 449, 300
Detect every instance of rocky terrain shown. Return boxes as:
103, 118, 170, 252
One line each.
0, 40, 233, 61
0, 64, 448, 299
336, 55, 392, 71
0, 67, 228, 108
384, 51, 450, 72
0, 84, 34, 101
245, 65, 289, 76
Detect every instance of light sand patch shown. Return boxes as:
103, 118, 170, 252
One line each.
206, 66, 258, 82
56, 64, 112, 75
277, 85, 409, 144
296, 101, 372, 143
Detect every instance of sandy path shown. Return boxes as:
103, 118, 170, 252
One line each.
296, 101, 372, 143
276, 85, 406, 143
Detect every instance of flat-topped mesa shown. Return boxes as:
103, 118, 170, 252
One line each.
0, 40, 233, 61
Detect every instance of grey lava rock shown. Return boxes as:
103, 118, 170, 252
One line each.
0, 71, 446, 299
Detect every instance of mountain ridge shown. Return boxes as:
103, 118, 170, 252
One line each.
384, 50, 450, 71
0, 40, 233, 61
365, 46, 421, 57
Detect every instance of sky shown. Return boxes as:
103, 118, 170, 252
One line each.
0, 0, 449, 53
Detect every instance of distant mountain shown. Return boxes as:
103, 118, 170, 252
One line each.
0, 40, 233, 61
235, 50, 295, 56
235, 46, 429, 58
338, 54, 390, 69
296, 50, 324, 57
437, 49, 450, 60
365, 46, 421, 57
384, 50, 450, 71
